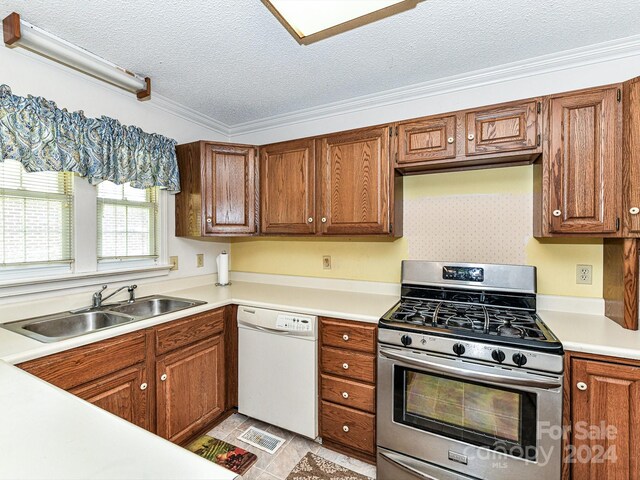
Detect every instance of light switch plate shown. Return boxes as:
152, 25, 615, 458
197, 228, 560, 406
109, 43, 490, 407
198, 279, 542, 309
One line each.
322, 255, 331, 270
196, 254, 204, 268
169, 256, 179, 271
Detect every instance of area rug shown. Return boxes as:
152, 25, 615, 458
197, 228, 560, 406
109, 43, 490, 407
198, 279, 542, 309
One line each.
186, 434, 257, 475
286, 452, 372, 480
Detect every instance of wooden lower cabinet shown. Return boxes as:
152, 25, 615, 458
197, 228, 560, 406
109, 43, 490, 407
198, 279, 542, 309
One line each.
319, 317, 377, 462
70, 363, 149, 429
566, 351, 640, 480
18, 308, 229, 445
156, 334, 225, 444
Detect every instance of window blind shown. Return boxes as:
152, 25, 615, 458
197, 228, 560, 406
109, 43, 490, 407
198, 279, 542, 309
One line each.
97, 182, 158, 261
0, 160, 74, 267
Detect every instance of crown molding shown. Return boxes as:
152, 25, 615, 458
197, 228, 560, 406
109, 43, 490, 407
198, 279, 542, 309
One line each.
227, 33, 640, 138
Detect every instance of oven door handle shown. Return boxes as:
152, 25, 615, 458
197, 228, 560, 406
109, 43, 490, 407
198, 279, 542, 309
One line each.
379, 348, 562, 390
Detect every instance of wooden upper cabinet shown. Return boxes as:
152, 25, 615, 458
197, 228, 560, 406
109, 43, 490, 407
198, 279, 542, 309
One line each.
547, 87, 621, 235
465, 100, 540, 155
571, 357, 640, 480
397, 115, 456, 164
260, 139, 316, 234
175, 142, 257, 237
623, 77, 640, 236
204, 144, 257, 235
319, 126, 391, 235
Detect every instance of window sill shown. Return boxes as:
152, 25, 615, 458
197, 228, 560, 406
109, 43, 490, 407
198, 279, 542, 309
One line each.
0, 265, 173, 299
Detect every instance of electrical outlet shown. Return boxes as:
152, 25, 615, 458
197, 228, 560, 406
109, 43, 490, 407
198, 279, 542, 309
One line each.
322, 255, 331, 270
576, 264, 592, 285
169, 256, 179, 271
196, 254, 204, 268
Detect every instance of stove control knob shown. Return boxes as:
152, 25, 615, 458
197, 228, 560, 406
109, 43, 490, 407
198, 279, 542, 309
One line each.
452, 343, 465, 356
491, 349, 506, 363
512, 353, 528, 367
400, 335, 412, 346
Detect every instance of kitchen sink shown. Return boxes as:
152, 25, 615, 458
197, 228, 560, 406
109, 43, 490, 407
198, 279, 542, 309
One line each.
108, 296, 202, 317
2, 295, 207, 343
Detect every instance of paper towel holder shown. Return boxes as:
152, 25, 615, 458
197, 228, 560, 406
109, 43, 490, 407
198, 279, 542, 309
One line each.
216, 250, 231, 287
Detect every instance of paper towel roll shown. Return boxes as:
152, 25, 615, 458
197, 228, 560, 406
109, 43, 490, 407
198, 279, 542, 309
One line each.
216, 251, 230, 286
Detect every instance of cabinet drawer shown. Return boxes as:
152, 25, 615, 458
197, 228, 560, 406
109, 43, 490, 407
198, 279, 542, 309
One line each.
321, 401, 375, 454
321, 374, 375, 413
18, 330, 146, 390
155, 308, 224, 355
321, 318, 376, 353
321, 347, 375, 383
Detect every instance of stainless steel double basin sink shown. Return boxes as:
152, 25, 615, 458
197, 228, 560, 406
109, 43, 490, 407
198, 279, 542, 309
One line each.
2, 295, 207, 343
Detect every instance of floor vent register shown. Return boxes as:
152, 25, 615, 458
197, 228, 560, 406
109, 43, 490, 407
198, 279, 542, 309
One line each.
237, 426, 286, 454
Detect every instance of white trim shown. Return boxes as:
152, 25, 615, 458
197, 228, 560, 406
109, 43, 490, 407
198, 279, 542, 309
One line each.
230, 271, 400, 296
537, 295, 605, 316
227, 33, 640, 138
0, 265, 172, 299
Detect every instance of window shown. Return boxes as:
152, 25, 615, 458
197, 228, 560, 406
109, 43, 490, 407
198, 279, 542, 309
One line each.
97, 181, 158, 262
0, 160, 73, 268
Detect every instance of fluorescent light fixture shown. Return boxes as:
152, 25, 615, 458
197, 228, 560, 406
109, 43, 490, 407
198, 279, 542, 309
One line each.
3, 12, 151, 100
264, 0, 420, 44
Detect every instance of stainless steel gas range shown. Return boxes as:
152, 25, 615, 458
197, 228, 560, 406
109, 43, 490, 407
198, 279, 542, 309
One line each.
377, 261, 564, 480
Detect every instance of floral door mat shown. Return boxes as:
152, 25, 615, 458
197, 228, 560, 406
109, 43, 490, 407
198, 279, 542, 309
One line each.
286, 452, 373, 480
186, 434, 258, 475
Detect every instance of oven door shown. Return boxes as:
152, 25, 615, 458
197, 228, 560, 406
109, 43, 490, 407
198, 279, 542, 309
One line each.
377, 346, 563, 480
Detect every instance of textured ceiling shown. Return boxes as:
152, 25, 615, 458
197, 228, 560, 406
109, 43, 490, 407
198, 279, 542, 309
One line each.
2, 1, 640, 126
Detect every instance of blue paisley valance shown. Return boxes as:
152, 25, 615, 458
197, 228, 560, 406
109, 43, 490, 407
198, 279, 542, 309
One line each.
0, 84, 180, 192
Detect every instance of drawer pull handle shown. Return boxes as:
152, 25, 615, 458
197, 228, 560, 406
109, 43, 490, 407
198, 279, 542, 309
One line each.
577, 382, 587, 391
342, 363, 349, 370
206, 218, 212, 223
630, 207, 639, 215
467, 133, 475, 141
308, 217, 314, 223
342, 334, 349, 341
160, 373, 167, 381
343, 425, 349, 433
321, 217, 327, 223
140, 383, 147, 391
342, 392, 349, 399
552, 209, 561, 217
447, 137, 454, 144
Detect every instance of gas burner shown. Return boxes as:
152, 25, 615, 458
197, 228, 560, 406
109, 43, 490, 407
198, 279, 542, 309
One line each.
496, 322, 526, 338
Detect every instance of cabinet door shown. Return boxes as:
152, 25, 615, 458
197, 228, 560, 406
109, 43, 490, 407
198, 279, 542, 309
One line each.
156, 334, 225, 444
319, 126, 390, 235
571, 358, 640, 480
548, 88, 621, 234
624, 77, 640, 235
260, 139, 316, 234
465, 100, 539, 156
397, 115, 456, 164
203, 144, 257, 234
70, 364, 149, 430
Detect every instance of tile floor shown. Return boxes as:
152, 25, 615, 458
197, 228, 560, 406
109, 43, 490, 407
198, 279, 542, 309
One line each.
207, 413, 377, 480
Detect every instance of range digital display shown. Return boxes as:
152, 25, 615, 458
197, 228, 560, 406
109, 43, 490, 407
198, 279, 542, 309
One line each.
442, 266, 484, 282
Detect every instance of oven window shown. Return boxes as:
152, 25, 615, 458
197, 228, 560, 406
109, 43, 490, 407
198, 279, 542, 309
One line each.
394, 366, 537, 459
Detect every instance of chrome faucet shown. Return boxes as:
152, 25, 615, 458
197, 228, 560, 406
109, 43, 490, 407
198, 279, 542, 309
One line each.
92, 284, 137, 308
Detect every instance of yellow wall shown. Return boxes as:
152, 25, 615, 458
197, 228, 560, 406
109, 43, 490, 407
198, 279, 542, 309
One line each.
231, 166, 603, 298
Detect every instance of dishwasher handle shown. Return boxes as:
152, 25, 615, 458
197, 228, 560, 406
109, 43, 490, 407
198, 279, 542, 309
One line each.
238, 320, 291, 335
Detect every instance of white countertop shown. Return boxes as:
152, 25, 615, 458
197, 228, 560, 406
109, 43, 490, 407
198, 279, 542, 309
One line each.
0, 361, 237, 480
539, 309, 640, 360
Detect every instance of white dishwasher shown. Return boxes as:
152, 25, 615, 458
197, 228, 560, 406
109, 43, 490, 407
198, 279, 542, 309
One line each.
237, 305, 318, 439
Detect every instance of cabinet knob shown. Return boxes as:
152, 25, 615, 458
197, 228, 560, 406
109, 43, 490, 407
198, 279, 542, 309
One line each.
321, 217, 327, 223
467, 133, 475, 141
160, 373, 167, 381
630, 207, 640, 215
342, 363, 349, 370
342, 334, 349, 341
577, 381, 588, 391
342, 391, 349, 399
307, 217, 314, 223
447, 137, 454, 144
552, 209, 562, 217
206, 218, 212, 223
343, 425, 350, 432
140, 382, 148, 391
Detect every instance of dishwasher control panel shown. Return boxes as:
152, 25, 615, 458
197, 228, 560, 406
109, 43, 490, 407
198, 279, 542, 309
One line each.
276, 314, 314, 332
